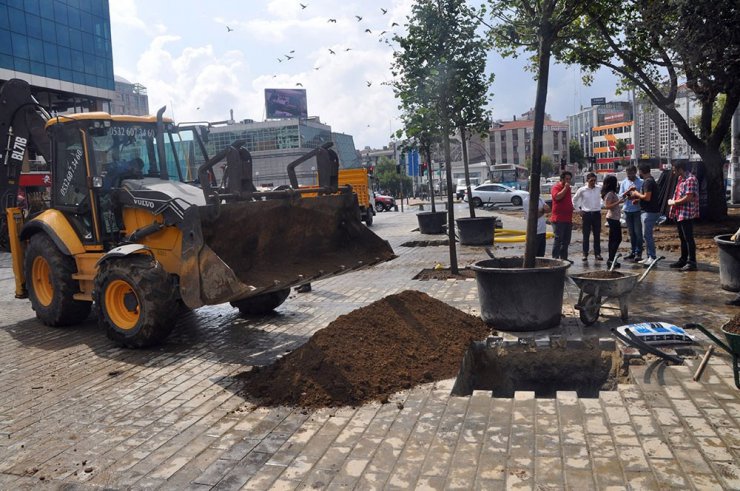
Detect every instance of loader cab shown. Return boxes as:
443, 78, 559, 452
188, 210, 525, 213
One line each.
46, 114, 177, 247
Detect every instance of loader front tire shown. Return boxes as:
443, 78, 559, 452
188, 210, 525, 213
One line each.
94, 255, 177, 348
230, 289, 290, 315
24, 233, 91, 326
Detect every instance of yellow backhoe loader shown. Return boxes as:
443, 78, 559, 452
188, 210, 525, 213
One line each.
1, 78, 395, 348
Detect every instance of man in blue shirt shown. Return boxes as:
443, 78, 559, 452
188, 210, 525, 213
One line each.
619, 166, 643, 262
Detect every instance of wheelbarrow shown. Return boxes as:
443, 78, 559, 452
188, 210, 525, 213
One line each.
685, 322, 740, 389
568, 256, 664, 325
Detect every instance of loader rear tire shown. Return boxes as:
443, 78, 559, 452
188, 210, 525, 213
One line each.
24, 233, 91, 326
94, 255, 177, 348
230, 289, 290, 315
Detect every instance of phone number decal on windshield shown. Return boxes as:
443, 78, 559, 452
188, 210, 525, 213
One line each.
110, 126, 155, 139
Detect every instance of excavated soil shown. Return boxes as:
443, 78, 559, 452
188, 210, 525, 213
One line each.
576, 271, 625, 279
413, 268, 477, 280
724, 313, 740, 335
238, 290, 492, 408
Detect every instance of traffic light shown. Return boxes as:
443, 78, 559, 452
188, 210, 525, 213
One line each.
560, 158, 566, 171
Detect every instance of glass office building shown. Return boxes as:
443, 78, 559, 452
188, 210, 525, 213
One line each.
0, 0, 116, 110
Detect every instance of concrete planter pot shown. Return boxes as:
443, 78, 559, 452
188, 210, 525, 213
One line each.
715, 234, 740, 292
417, 211, 447, 235
472, 257, 570, 331
456, 216, 496, 246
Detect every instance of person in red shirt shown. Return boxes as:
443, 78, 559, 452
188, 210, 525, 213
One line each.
668, 161, 700, 271
550, 171, 574, 261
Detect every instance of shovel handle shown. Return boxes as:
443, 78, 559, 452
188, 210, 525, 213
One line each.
637, 256, 665, 283
693, 346, 714, 381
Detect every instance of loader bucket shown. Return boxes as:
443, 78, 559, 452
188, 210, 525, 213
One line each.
179, 192, 395, 309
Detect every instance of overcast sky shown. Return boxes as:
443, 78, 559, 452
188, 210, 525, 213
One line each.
109, 0, 623, 150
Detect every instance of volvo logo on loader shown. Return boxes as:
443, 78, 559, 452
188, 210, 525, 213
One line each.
133, 198, 156, 209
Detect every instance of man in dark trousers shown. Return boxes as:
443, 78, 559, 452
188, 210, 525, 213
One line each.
550, 171, 574, 261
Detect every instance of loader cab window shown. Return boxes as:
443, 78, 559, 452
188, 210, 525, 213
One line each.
53, 126, 89, 208
90, 124, 156, 188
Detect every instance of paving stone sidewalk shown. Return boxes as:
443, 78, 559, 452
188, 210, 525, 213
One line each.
0, 204, 738, 490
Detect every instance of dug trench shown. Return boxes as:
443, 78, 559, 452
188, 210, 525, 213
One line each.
236, 290, 624, 408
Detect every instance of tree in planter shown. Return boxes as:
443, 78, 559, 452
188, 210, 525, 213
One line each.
488, 0, 591, 268
561, 0, 740, 220
393, 0, 493, 274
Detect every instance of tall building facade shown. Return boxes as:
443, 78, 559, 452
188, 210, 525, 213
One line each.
568, 101, 633, 162
111, 75, 148, 116
634, 85, 701, 162
0, 0, 116, 112
489, 118, 569, 170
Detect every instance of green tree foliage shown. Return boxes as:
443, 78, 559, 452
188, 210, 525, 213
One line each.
525, 155, 554, 177
615, 139, 628, 167
375, 157, 413, 197
392, 0, 493, 273
561, 0, 740, 219
488, 0, 590, 267
569, 139, 585, 167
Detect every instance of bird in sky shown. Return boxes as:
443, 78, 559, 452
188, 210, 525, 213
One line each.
379, 30, 387, 36
296, 82, 303, 87
355, 15, 363, 21
328, 48, 336, 54
366, 81, 372, 87
344, 47, 352, 51
277, 57, 283, 62
328, 18, 336, 23
196, 106, 200, 110
365, 28, 372, 34
381, 8, 387, 14
300, 3, 307, 8
285, 55, 294, 60
226, 25, 233, 32
289, 50, 295, 53
314, 66, 321, 70
391, 22, 399, 27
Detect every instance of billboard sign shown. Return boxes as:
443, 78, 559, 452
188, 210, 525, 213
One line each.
603, 112, 626, 124
591, 97, 606, 106
265, 88, 308, 119
407, 149, 419, 176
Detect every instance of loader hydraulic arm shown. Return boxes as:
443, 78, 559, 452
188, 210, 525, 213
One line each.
0, 79, 51, 209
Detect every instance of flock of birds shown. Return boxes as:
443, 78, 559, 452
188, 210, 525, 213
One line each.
225, 3, 400, 90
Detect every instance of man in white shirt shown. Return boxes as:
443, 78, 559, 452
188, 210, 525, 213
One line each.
572, 172, 603, 261
523, 195, 551, 257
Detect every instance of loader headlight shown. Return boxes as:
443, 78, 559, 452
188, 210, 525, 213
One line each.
92, 176, 103, 188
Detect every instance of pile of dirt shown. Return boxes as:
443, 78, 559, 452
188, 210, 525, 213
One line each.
238, 290, 492, 408
724, 313, 740, 335
576, 271, 624, 279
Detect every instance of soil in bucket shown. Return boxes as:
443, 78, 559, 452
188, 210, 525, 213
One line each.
237, 290, 492, 408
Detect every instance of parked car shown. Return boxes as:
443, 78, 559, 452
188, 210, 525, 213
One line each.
464, 183, 529, 207
373, 192, 396, 212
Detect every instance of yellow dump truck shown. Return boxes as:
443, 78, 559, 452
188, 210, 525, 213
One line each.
338, 168, 374, 226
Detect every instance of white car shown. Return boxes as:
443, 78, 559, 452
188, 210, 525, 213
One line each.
464, 183, 529, 207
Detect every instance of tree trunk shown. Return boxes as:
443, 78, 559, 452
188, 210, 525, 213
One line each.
443, 131, 459, 274
460, 126, 475, 217
425, 147, 436, 213
697, 147, 728, 221
524, 35, 552, 268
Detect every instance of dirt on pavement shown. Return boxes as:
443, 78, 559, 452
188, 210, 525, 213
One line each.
238, 290, 493, 408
